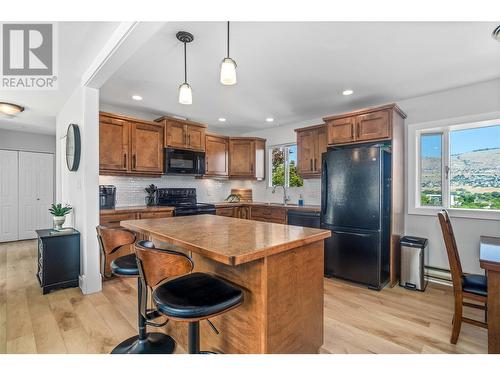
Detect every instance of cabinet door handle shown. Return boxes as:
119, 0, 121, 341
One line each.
123, 154, 127, 168
251, 163, 254, 172
133, 154, 136, 169
188, 134, 191, 146
314, 158, 317, 171
356, 121, 360, 139
310, 159, 313, 171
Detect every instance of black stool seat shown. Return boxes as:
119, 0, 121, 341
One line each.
462, 274, 487, 297
110, 253, 139, 277
153, 272, 243, 319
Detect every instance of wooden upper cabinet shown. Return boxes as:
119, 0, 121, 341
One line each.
165, 120, 186, 149
295, 124, 328, 178
130, 122, 164, 174
229, 137, 265, 180
327, 117, 355, 145
155, 116, 206, 151
99, 114, 129, 172
297, 129, 316, 175
99, 112, 163, 176
186, 125, 205, 151
324, 104, 405, 146
356, 110, 390, 142
205, 134, 229, 177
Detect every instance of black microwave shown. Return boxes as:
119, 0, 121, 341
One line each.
164, 148, 206, 175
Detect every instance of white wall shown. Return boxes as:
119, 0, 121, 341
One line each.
57, 86, 101, 294
0, 128, 56, 154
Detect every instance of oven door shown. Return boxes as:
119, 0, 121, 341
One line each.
164, 149, 205, 175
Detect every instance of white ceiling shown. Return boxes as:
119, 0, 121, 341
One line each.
100, 22, 500, 133
0, 21, 119, 135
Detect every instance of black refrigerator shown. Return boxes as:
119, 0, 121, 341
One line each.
321, 143, 391, 290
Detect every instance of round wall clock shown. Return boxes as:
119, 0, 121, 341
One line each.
66, 124, 81, 172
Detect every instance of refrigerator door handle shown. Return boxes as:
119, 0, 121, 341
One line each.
332, 230, 371, 238
321, 157, 327, 216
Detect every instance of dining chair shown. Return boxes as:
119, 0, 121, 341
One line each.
437, 209, 487, 344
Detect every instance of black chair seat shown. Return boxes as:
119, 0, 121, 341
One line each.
153, 272, 243, 320
110, 253, 139, 277
462, 274, 487, 297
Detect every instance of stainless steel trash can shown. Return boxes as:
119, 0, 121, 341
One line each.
400, 236, 428, 291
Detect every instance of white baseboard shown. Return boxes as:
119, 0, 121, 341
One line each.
78, 274, 102, 295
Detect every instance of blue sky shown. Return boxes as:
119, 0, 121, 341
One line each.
422, 125, 500, 157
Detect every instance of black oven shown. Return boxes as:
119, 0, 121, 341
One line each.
164, 148, 205, 175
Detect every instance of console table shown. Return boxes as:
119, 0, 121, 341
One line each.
36, 228, 80, 294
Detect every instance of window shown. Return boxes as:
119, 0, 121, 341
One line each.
420, 133, 443, 206
417, 122, 500, 212
269, 144, 303, 188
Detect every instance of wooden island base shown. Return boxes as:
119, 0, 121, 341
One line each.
122, 215, 330, 354
157, 239, 324, 354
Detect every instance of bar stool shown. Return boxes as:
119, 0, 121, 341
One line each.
96, 226, 175, 354
135, 240, 244, 354
96, 225, 134, 279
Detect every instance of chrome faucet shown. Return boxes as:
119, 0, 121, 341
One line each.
272, 184, 291, 205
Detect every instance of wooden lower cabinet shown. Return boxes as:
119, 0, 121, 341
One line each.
99, 209, 173, 227
216, 207, 236, 217
99, 212, 137, 228
250, 206, 286, 224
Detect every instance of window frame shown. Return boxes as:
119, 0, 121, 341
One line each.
408, 114, 500, 220
267, 143, 302, 188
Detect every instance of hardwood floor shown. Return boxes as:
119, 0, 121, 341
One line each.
0, 240, 487, 354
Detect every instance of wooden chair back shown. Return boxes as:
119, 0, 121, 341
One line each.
437, 210, 463, 293
96, 225, 136, 277
134, 240, 194, 288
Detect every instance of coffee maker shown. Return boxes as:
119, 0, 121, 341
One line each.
99, 185, 116, 209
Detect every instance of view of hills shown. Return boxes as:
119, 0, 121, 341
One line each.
421, 147, 500, 209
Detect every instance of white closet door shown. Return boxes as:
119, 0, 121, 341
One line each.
18, 152, 54, 240
0, 150, 19, 242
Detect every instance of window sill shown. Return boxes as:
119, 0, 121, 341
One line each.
408, 206, 500, 221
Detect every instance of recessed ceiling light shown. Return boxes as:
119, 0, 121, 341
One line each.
132, 95, 143, 101
265, 117, 274, 123
342, 89, 354, 96
218, 117, 226, 122
0, 102, 24, 115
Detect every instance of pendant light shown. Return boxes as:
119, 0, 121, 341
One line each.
176, 31, 194, 105
220, 21, 237, 85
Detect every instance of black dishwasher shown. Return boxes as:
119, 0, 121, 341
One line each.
287, 210, 320, 228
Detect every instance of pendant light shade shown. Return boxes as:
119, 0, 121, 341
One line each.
178, 83, 193, 105
220, 22, 237, 85
220, 58, 237, 85
176, 31, 194, 105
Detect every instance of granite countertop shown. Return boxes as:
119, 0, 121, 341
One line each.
100, 205, 175, 215
214, 201, 321, 212
121, 215, 330, 265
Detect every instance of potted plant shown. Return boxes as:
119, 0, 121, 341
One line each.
145, 184, 158, 207
49, 203, 72, 231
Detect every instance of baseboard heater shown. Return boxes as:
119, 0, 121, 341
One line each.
425, 266, 452, 286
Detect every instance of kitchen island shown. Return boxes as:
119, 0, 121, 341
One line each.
121, 214, 331, 354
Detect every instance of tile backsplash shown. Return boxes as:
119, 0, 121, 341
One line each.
98, 175, 321, 207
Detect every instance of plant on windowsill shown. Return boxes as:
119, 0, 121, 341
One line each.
49, 203, 72, 231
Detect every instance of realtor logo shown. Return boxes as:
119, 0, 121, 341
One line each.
1, 23, 58, 89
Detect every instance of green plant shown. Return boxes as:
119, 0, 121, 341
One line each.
49, 203, 72, 217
